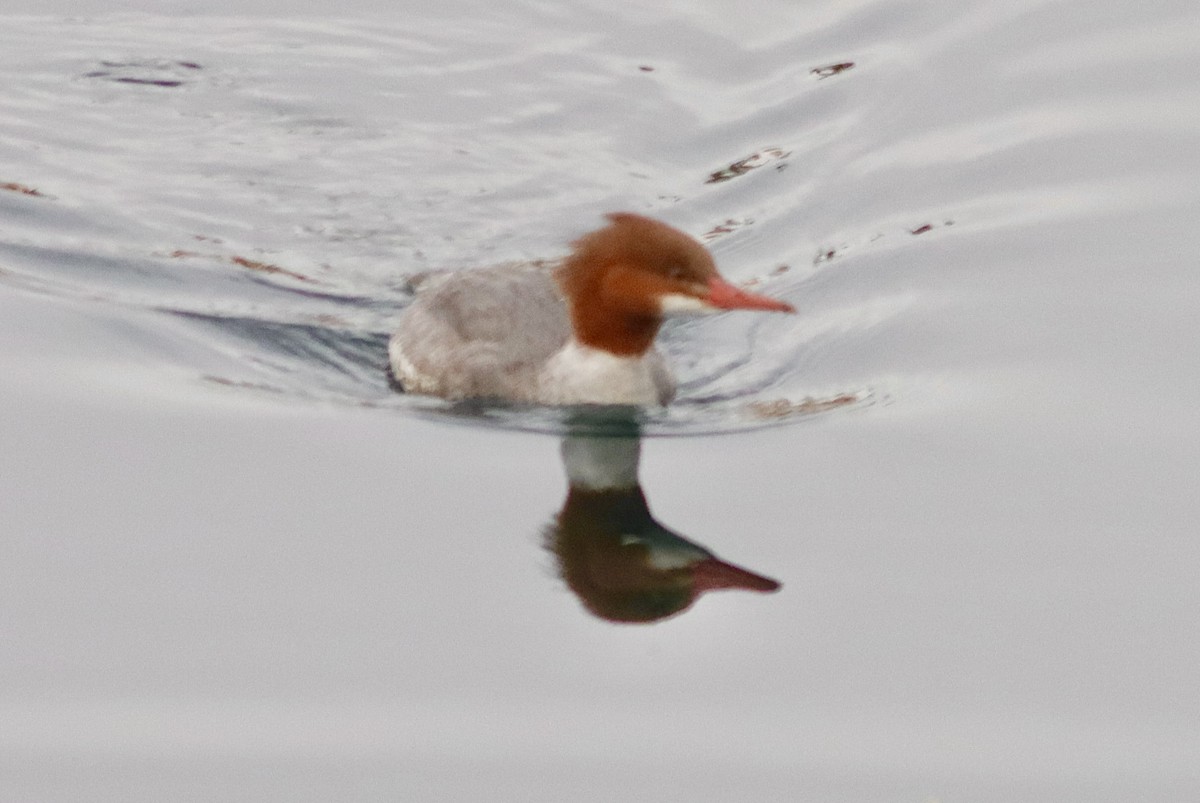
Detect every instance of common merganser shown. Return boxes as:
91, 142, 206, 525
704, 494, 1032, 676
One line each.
389, 213, 794, 405
548, 435, 781, 623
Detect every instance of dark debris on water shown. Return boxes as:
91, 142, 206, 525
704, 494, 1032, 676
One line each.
83, 60, 203, 88
1, 181, 47, 197
810, 62, 855, 79
705, 147, 790, 184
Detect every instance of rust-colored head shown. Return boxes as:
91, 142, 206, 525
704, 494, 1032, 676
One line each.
556, 213, 794, 356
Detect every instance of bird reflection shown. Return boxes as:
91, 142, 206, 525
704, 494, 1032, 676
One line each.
545, 421, 780, 623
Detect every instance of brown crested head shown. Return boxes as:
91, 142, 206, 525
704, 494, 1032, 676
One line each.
558, 213, 716, 315
556, 213, 794, 356
563, 212, 718, 287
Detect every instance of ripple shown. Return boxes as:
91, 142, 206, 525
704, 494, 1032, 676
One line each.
0, 10, 974, 437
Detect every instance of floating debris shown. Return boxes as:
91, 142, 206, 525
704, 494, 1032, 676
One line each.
162, 248, 318, 284
1, 181, 46, 197
910, 220, 954, 235
746, 393, 861, 420
705, 147, 789, 184
702, 217, 754, 241
813, 246, 845, 266
84, 59, 203, 88
230, 255, 317, 284
810, 61, 855, 80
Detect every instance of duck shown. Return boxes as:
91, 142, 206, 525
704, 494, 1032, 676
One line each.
388, 212, 793, 405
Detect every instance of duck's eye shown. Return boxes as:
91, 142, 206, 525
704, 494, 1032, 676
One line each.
666, 264, 687, 280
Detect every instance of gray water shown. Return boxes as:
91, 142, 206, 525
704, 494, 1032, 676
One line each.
2, 0, 1199, 800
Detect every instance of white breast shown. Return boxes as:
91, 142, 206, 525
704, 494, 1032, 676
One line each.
537, 340, 676, 406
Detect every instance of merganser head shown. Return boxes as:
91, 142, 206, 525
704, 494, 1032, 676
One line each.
557, 213, 794, 356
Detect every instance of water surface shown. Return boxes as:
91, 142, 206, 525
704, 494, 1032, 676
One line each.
2, 0, 1198, 800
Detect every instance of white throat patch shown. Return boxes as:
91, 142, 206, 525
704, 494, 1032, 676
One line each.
658, 292, 719, 316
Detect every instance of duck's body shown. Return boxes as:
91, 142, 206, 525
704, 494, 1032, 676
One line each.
389, 213, 792, 406
389, 262, 676, 405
